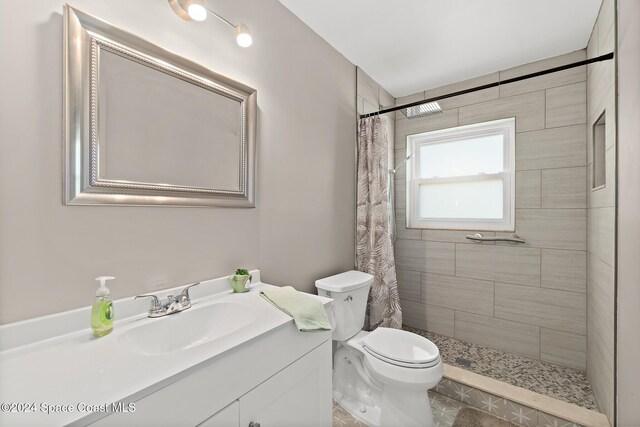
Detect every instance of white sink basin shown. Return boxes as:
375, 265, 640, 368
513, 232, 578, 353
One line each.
120, 302, 257, 356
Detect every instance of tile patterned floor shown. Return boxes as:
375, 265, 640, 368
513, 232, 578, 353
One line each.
403, 326, 599, 411
430, 391, 470, 427
332, 391, 466, 427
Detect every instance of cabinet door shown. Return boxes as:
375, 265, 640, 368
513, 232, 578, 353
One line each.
239, 340, 332, 427
198, 401, 239, 427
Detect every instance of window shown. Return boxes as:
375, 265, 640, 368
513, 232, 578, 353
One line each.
406, 118, 515, 231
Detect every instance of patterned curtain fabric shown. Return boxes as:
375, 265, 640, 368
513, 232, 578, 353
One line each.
356, 116, 402, 330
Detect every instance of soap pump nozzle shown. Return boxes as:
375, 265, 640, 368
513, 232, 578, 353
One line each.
95, 276, 115, 297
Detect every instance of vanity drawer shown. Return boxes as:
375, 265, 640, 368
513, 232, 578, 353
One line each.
197, 401, 239, 427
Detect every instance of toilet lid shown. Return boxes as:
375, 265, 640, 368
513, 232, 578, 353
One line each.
361, 327, 439, 365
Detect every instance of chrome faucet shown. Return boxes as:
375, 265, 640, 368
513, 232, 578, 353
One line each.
135, 282, 200, 318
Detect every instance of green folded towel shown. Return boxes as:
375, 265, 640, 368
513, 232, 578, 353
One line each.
260, 286, 332, 332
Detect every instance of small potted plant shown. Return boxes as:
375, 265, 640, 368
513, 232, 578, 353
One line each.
228, 268, 252, 293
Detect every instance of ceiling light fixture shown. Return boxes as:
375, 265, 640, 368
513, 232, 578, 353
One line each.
168, 0, 253, 47
234, 24, 253, 48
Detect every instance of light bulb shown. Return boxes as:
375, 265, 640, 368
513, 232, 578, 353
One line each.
235, 24, 252, 47
188, 3, 207, 21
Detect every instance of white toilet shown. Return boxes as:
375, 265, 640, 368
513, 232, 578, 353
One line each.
316, 270, 443, 427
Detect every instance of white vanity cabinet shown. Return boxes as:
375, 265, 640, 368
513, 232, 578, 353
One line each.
238, 339, 332, 427
197, 340, 332, 427
89, 325, 332, 427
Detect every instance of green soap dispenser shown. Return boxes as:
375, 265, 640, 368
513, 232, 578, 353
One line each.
91, 276, 115, 337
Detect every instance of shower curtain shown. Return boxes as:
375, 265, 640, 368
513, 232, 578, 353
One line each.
356, 115, 402, 330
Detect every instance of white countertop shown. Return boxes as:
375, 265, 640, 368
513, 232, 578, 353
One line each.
0, 273, 332, 426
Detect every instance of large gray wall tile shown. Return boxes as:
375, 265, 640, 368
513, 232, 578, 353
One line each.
395, 222, 421, 241
395, 109, 459, 148
422, 230, 495, 244
602, 92, 617, 151
588, 253, 615, 416
589, 146, 616, 208
392, 177, 413, 236
589, 24, 600, 69
515, 209, 586, 250
541, 167, 587, 208
456, 245, 540, 287
379, 86, 395, 108
423, 304, 455, 336
545, 82, 587, 128
362, 98, 378, 114
393, 179, 422, 240
501, 50, 586, 80
455, 311, 540, 358
597, 207, 615, 267
599, 19, 615, 56
401, 299, 428, 330
541, 328, 587, 370
425, 73, 500, 110
541, 249, 587, 293
401, 300, 455, 336
459, 91, 545, 132
495, 283, 586, 334
502, 66, 586, 99
422, 273, 494, 316
356, 96, 364, 115
516, 170, 541, 208
516, 125, 586, 170
588, 60, 614, 119
396, 92, 425, 106
396, 269, 421, 302
588, 207, 599, 251
499, 50, 586, 98
395, 240, 455, 275
598, 0, 614, 41
587, 254, 615, 418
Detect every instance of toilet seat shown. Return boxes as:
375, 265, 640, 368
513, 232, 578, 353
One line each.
361, 327, 440, 368
363, 347, 440, 368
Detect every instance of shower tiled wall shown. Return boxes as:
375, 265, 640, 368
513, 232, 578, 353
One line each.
393, 50, 589, 371
586, 0, 616, 423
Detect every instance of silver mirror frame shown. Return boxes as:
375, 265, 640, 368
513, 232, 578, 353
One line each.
63, 5, 257, 207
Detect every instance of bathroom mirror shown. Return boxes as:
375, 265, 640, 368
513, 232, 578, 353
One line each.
63, 5, 257, 207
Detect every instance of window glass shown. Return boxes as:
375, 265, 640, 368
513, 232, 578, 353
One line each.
418, 180, 503, 219
419, 134, 504, 179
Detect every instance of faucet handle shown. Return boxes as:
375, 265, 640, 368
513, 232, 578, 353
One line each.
180, 281, 200, 302
135, 294, 163, 315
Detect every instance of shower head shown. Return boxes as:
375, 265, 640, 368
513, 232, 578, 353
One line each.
402, 101, 443, 119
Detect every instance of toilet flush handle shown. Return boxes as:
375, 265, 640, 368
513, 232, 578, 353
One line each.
345, 295, 353, 302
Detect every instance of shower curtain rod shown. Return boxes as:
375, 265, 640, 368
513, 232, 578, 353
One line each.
360, 52, 614, 119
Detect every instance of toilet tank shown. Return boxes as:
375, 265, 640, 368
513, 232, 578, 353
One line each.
315, 271, 373, 341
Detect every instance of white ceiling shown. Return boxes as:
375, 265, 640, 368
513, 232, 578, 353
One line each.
278, 0, 602, 98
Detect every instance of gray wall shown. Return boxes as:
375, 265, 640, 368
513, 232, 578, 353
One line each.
586, 0, 617, 422
616, 0, 640, 424
356, 67, 396, 162
393, 51, 589, 371
0, 0, 356, 324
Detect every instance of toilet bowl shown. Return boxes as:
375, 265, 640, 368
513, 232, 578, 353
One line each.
316, 271, 443, 427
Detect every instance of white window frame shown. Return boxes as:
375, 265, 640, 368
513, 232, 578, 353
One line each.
405, 117, 516, 231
